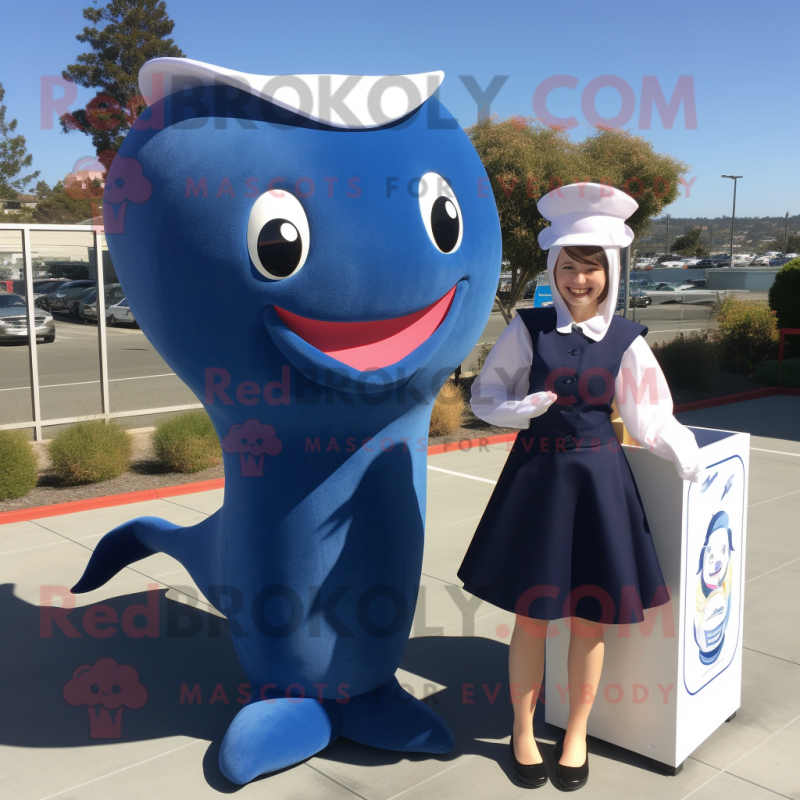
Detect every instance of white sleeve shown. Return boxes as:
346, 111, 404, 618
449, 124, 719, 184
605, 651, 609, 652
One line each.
615, 335, 704, 481
470, 315, 556, 428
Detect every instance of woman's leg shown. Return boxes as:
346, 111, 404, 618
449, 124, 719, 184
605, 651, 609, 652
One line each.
560, 617, 605, 766
509, 614, 549, 764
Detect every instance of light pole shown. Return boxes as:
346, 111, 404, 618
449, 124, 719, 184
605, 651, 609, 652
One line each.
784, 212, 789, 254
722, 175, 742, 267
665, 213, 670, 256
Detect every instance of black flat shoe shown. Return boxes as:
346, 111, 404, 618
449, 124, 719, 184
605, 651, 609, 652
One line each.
510, 734, 548, 787
553, 735, 589, 791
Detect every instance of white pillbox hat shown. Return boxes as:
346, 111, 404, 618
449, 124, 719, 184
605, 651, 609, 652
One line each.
537, 182, 638, 251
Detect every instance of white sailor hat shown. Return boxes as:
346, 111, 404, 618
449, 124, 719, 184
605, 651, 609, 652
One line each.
537, 182, 638, 251
138, 57, 443, 130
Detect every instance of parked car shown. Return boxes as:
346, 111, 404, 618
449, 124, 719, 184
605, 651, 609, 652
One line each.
497, 273, 512, 294
32, 279, 71, 310
78, 284, 125, 322
106, 297, 137, 326
643, 285, 719, 304
770, 258, 792, 267
49, 280, 97, 318
0, 293, 56, 343
669, 282, 699, 290
629, 290, 652, 307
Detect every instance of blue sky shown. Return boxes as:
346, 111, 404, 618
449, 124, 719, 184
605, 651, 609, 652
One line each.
1, 0, 797, 218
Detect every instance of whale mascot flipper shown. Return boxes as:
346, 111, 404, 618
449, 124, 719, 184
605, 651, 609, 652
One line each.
71, 57, 501, 784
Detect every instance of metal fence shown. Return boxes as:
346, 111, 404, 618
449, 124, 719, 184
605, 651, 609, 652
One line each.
0, 223, 201, 440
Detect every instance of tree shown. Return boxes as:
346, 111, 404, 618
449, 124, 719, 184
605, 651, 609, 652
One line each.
670, 228, 705, 256
42, 176, 104, 223
769, 259, 800, 356
61, 0, 184, 171
49, 262, 91, 280
53, 180, 65, 194
467, 116, 688, 313
35, 180, 52, 199
33, 183, 102, 224
0, 83, 40, 198
764, 234, 800, 254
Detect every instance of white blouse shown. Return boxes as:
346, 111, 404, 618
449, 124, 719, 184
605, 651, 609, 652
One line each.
471, 315, 704, 482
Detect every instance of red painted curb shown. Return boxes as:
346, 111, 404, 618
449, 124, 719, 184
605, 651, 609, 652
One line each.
0, 489, 160, 525
2, 435, 525, 524
427, 432, 518, 456
4, 383, 797, 526
156, 478, 225, 499
674, 387, 778, 413
0, 478, 225, 526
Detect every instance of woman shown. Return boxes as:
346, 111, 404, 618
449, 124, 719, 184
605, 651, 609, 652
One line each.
457, 183, 704, 790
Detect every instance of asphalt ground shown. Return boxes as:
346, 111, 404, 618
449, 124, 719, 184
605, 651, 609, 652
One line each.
463, 300, 714, 370
0, 302, 715, 430
1, 395, 798, 799
0, 319, 195, 428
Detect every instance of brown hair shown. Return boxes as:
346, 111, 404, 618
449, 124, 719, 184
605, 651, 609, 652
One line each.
557, 245, 610, 302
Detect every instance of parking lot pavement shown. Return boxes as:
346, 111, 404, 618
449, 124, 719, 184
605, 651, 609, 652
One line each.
0, 319, 196, 427
1, 302, 715, 428
459, 302, 715, 372
1, 395, 798, 798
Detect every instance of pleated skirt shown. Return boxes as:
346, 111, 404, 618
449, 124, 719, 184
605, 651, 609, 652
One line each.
456, 437, 670, 624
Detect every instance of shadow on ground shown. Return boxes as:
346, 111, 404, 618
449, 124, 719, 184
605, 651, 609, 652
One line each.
0, 584, 672, 791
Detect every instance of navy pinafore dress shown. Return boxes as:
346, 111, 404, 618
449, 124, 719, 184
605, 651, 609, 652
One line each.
457, 308, 669, 624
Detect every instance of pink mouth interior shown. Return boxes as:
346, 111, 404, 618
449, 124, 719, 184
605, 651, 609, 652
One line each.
274, 286, 456, 370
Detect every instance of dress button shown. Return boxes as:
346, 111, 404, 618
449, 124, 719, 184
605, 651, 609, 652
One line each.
566, 405, 574, 412
563, 377, 576, 385
570, 348, 581, 355
565, 435, 573, 442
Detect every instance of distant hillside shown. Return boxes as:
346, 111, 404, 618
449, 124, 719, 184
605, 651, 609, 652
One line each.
639, 215, 799, 254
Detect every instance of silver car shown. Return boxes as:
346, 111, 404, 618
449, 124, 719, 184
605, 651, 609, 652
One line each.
79, 284, 125, 322
106, 297, 137, 326
0, 294, 56, 343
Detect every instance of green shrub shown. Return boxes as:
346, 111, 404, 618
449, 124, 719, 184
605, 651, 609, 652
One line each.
429, 381, 465, 437
153, 410, 222, 473
0, 430, 38, 500
651, 330, 720, 391
753, 357, 800, 389
769, 258, 800, 329
769, 258, 800, 357
49, 421, 132, 485
714, 296, 778, 373
474, 342, 494, 373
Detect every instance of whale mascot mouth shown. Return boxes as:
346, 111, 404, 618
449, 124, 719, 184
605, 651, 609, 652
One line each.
263, 279, 469, 390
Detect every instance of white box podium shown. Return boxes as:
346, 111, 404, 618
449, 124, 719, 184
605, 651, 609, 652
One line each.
544, 427, 749, 774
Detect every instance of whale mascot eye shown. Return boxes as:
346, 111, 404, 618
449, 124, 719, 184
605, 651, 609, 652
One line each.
247, 189, 310, 280
418, 172, 462, 253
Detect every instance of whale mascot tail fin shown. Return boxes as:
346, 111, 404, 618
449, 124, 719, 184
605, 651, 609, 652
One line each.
71, 516, 196, 594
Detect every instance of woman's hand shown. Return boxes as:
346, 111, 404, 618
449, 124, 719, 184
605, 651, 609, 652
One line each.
522, 391, 558, 419
681, 463, 707, 484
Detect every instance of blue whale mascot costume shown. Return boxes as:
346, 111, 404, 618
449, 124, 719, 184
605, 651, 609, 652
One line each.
71, 58, 501, 783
